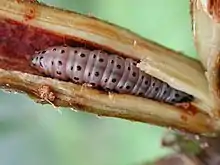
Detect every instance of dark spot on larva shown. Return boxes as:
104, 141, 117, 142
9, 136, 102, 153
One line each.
71, 66, 73, 70
80, 53, 85, 58
164, 90, 167, 94
36, 57, 38, 60
40, 62, 43, 67
56, 71, 61, 75
141, 76, 144, 79
42, 51, 46, 54
95, 72, 99, 77
117, 65, 121, 69
171, 98, 176, 102
37, 51, 41, 54
128, 67, 131, 71
88, 72, 91, 76
119, 86, 123, 89
53, 48, 56, 51
99, 58, 104, 62
74, 50, 78, 53
132, 72, 136, 77
112, 78, 116, 83
111, 60, 114, 64
77, 65, 81, 71
126, 86, 130, 90
175, 93, 180, 97
40, 56, 43, 60
104, 79, 108, 82
93, 54, 96, 58
58, 61, 62, 65
152, 83, 155, 86
51, 61, 54, 65
155, 87, 159, 92
145, 80, 149, 85
61, 50, 65, 54
74, 77, 79, 81
133, 62, 137, 65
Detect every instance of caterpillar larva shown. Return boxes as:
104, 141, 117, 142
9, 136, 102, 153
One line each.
31, 45, 194, 105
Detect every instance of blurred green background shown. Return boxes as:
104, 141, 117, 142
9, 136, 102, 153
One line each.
0, 0, 197, 165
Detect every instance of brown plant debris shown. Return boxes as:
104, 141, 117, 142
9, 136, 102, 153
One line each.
208, 0, 220, 22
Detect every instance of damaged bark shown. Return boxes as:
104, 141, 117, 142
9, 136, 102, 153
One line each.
0, 0, 219, 135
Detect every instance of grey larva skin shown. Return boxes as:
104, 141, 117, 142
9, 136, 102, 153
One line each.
31, 46, 194, 105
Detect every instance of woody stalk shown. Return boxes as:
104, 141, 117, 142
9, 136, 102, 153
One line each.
0, 0, 219, 135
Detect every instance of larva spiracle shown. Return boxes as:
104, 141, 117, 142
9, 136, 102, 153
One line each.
31, 45, 194, 105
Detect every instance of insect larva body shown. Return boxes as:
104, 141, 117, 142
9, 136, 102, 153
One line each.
31, 46, 194, 105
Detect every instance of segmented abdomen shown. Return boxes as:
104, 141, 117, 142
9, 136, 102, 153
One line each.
31, 46, 193, 104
